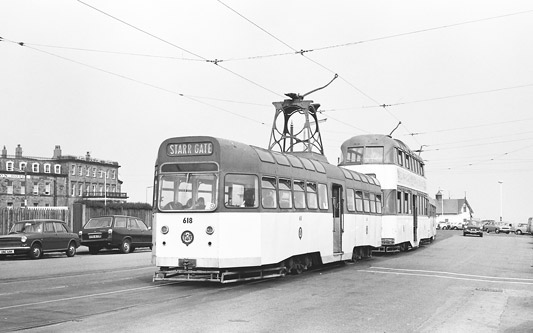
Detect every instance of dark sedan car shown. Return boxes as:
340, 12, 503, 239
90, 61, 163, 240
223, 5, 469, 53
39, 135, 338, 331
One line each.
0, 219, 80, 259
78, 215, 152, 254
463, 222, 483, 237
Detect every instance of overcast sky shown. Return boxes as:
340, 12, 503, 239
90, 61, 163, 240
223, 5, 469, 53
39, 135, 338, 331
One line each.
2, 1, 532, 223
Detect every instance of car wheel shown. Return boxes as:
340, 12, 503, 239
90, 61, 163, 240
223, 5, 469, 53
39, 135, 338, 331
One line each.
480, 234, 483, 237
120, 239, 132, 254
495, 229, 500, 234
66, 241, 77, 257
516, 230, 522, 235
29, 243, 42, 259
89, 247, 100, 255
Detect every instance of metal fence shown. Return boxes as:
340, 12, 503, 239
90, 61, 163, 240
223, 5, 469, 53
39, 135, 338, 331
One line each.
0, 207, 70, 235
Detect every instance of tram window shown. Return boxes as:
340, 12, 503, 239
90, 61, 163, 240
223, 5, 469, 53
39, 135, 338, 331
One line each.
278, 178, 293, 209
364, 147, 384, 163
310, 160, 326, 173
405, 155, 410, 170
355, 191, 363, 212
300, 158, 316, 171
397, 191, 402, 214
369, 193, 377, 213
341, 168, 353, 179
318, 183, 328, 210
420, 164, 425, 176
224, 174, 258, 208
261, 177, 277, 209
286, 155, 304, 168
306, 182, 318, 209
363, 192, 371, 212
376, 194, 382, 214
294, 181, 306, 209
397, 150, 404, 166
346, 189, 355, 212
346, 147, 364, 164
159, 173, 217, 211
349, 171, 362, 181
404, 192, 410, 214
253, 147, 275, 164
271, 152, 290, 166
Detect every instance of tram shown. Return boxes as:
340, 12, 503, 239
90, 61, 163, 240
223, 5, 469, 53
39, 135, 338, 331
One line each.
338, 134, 437, 252
152, 136, 382, 283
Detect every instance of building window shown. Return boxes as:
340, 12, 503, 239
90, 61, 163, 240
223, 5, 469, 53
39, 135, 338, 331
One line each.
92, 167, 96, 177
112, 170, 116, 179
33, 182, 39, 195
78, 165, 82, 176
86, 184, 90, 195
78, 183, 83, 196
32, 163, 39, 173
45, 182, 51, 195
7, 180, 13, 194
19, 162, 27, 171
7, 202, 13, 207
6, 161, 14, 171
92, 184, 96, 193
86, 167, 90, 176
44, 164, 51, 173
71, 182, 76, 196
71, 164, 76, 175
99, 170, 104, 179
54, 164, 61, 174
20, 181, 25, 195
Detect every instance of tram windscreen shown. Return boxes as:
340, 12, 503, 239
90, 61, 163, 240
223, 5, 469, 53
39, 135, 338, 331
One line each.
159, 173, 217, 211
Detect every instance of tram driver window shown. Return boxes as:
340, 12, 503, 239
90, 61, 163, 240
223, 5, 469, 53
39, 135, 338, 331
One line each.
224, 174, 258, 208
364, 147, 384, 163
346, 147, 364, 164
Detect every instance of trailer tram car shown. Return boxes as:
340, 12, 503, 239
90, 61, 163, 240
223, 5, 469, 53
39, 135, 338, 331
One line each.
152, 136, 382, 283
339, 134, 436, 253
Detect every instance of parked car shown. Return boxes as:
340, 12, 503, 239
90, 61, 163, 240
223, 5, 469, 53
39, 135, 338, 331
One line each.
0, 219, 80, 259
514, 223, 529, 235
437, 222, 450, 230
463, 222, 483, 237
484, 221, 511, 234
78, 215, 152, 254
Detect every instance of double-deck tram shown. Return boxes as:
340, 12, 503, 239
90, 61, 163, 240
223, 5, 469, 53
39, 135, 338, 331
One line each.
152, 136, 382, 283
339, 134, 437, 252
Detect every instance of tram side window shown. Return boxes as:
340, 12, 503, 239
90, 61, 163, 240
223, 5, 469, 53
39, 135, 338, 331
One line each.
376, 194, 382, 214
397, 191, 402, 214
397, 149, 404, 167
369, 193, 377, 213
404, 192, 411, 214
224, 174, 259, 208
363, 192, 371, 212
355, 191, 363, 212
306, 182, 318, 209
318, 183, 328, 210
294, 180, 306, 209
261, 177, 277, 209
278, 178, 293, 209
405, 155, 410, 170
346, 189, 355, 212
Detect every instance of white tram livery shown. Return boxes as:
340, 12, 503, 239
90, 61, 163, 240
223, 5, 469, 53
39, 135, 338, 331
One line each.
152, 136, 382, 283
339, 134, 437, 252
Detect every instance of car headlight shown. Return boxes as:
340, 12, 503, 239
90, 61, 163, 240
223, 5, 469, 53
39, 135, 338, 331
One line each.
161, 226, 169, 234
21, 236, 27, 243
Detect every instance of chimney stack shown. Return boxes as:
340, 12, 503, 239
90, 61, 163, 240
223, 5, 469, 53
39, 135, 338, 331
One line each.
15, 144, 22, 158
53, 145, 62, 158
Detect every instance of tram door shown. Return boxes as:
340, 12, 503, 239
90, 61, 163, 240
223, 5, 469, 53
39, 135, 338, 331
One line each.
412, 194, 418, 242
332, 184, 344, 253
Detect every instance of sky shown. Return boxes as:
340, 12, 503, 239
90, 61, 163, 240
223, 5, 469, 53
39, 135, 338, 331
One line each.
2, 1, 533, 223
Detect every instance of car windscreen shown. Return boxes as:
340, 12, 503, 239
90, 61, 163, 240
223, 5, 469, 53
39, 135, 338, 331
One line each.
10, 221, 43, 233
84, 217, 113, 229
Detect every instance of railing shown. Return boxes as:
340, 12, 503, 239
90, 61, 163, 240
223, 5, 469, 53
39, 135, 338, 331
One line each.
82, 192, 128, 199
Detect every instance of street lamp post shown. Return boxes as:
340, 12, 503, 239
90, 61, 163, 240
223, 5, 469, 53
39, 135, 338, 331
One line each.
498, 181, 503, 222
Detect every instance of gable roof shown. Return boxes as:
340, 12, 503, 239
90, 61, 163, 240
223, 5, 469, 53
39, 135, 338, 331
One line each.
436, 198, 474, 215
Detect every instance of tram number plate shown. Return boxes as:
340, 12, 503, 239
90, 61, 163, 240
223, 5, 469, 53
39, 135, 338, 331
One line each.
0, 250, 14, 254
89, 234, 102, 239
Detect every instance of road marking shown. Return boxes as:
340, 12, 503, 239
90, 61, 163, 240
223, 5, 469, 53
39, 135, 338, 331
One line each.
360, 267, 533, 285
0, 281, 181, 311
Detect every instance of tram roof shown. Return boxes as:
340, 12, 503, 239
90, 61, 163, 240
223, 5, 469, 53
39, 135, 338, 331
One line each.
340, 134, 422, 162
157, 136, 380, 187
